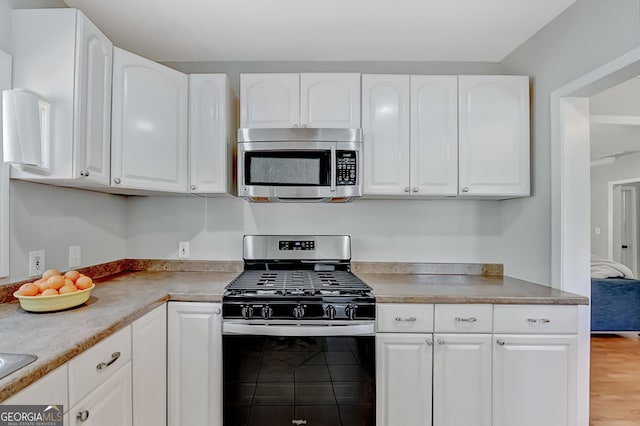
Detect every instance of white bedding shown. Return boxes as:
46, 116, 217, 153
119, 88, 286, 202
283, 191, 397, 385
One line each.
591, 255, 635, 279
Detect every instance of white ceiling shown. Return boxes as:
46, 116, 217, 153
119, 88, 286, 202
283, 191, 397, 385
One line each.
60, 0, 576, 63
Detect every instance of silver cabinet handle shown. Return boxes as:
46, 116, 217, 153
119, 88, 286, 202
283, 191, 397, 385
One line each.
437, 338, 445, 345
455, 317, 477, 323
302, 124, 308, 128
426, 339, 433, 346
190, 185, 196, 190
96, 351, 121, 370
462, 187, 469, 193
496, 339, 505, 346
404, 187, 410, 193
527, 318, 551, 324
293, 124, 299, 128
395, 317, 417, 322
76, 410, 89, 422
113, 178, 121, 184
80, 170, 89, 177
215, 308, 221, 315
412, 187, 419, 193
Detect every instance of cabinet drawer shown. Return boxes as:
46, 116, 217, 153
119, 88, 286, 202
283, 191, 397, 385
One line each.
493, 305, 578, 334
4, 364, 68, 408
68, 326, 131, 407
434, 304, 493, 333
377, 304, 434, 333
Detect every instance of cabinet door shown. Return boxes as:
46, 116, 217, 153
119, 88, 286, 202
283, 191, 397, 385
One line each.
410, 75, 458, 196
493, 334, 577, 426
240, 73, 300, 128
376, 333, 432, 426
0, 50, 10, 278
132, 304, 166, 426
4, 364, 68, 408
458, 75, 530, 198
168, 302, 222, 426
111, 47, 188, 192
300, 73, 360, 128
69, 361, 132, 426
73, 13, 112, 185
189, 74, 232, 194
362, 75, 411, 195
433, 334, 491, 426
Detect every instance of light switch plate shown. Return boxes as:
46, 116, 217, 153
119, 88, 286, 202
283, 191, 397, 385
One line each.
69, 245, 81, 268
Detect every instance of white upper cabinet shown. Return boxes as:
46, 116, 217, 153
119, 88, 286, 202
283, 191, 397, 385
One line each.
410, 75, 458, 196
300, 73, 360, 128
362, 75, 457, 197
240, 73, 300, 128
111, 47, 189, 193
240, 73, 360, 128
10, 9, 113, 186
362, 74, 411, 195
458, 75, 530, 198
189, 74, 234, 195
0, 50, 10, 279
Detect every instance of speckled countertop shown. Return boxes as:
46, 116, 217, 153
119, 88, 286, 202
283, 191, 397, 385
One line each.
0, 261, 588, 402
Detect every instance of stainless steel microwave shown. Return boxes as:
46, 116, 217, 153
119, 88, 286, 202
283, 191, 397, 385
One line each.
237, 128, 363, 202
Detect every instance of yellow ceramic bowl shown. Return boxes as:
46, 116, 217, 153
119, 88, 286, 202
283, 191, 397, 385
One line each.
13, 284, 95, 312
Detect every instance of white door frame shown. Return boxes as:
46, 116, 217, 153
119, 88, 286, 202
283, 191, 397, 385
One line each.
551, 46, 640, 426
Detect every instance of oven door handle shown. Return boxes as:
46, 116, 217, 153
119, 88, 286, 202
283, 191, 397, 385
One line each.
223, 321, 375, 337
330, 144, 336, 192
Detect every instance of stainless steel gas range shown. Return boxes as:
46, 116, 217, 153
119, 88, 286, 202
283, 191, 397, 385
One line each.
222, 235, 376, 426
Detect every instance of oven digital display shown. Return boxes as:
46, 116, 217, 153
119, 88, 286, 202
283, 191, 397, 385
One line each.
279, 240, 315, 251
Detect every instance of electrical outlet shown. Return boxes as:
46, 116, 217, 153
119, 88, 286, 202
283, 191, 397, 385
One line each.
178, 242, 190, 259
28, 250, 45, 277
69, 245, 81, 268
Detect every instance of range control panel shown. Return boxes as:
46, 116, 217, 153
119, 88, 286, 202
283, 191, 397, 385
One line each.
336, 151, 357, 186
279, 240, 316, 251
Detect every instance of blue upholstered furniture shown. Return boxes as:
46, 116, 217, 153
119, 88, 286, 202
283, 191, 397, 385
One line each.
591, 278, 640, 332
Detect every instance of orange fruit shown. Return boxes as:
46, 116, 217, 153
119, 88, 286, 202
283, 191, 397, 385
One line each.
46, 275, 65, 290
17, 283, 39, 296
64, 270, 81, 283
36, 280, 50, 292
59, 284, 77, 294
75, 276, 93, 290
41, 288, 58, 296
42, 269, 61, 280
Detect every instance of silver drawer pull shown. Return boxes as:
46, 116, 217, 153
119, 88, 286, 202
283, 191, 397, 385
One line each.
527, 318, 551, 324
496, 339, 505, 346
395, 317, 417, 322
76, 410, 89, 422
96, 351, 121, 370
455, 317, 477, 323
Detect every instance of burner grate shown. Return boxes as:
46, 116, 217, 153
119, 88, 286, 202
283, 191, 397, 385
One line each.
226, 270, 372, 296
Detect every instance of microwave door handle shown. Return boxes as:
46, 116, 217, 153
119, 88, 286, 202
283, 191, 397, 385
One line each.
330, 145, 336, 192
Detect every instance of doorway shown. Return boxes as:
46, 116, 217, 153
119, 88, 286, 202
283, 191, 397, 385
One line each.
553, 47, 640, 425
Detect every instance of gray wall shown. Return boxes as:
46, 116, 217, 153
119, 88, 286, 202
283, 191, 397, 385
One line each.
499, 0, 640, 284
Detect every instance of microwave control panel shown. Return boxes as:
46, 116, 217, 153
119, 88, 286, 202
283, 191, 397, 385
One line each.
336, 151, 357, 185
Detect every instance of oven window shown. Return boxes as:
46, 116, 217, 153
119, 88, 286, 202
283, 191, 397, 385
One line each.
245, 151, 331, 186
223, 335, 375, 426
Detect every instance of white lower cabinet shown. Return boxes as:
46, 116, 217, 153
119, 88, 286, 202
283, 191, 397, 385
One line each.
69, 361, 132, 426
167, 302, 222, 426
376, 333, 433, 426
432, 334, 492, 426
492, 334, 577, 426
132, 304, 167, 426
378, 304, 578, 426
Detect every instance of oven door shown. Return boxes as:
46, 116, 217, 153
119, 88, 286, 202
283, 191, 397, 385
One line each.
222, 321, 375, 426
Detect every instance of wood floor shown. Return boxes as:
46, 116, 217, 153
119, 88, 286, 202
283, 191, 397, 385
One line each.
590, 335, 640, 425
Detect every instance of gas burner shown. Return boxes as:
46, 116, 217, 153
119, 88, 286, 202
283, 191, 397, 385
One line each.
223, 235, 375, 321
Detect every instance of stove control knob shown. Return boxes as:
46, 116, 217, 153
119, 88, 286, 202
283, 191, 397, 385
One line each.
261, 305, 273, 320
325, 305, 337, 320
345, 304, 357, 320
293, 304, 305, 320
241, 305, 254, 320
